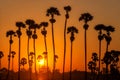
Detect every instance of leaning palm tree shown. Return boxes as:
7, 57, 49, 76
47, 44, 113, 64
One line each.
46, 7, 60, 80
79, 12, 93, 80
6, 30, 16, 80
63, 5, 71, 80
94, 24, 106, 74
16, 21, 26, 80
104, 25, 115, 52
25, 19, 34, 79
67, 26, 78, 80
40, 22, 49, 75
0, 51, 4, 69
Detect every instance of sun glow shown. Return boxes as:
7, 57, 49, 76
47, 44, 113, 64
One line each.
38, 59, 45, 66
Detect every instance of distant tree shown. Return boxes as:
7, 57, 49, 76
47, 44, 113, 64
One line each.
63, 5, 71, 80
37, 55, 43, 73
16, 21, 26, 80
94, 24, 105, 73
67, 26, 78, 80
6, 30, 16, 80
46, 6, 60, 80
20, 57, 27, 69
0, 51, 4, 69
79, 12, 93, 80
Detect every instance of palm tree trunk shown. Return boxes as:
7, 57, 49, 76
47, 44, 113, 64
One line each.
12, 58, 14, 80
70, 41, 73, 80
51, 21, 56, 80
18, 34, 21, 80
33, 38, 37, 80
63, 17, 67, 80
84, 29, 87, 80
27, 37, 31, 80
98, 40, 101, 75
106, 43, 109, 52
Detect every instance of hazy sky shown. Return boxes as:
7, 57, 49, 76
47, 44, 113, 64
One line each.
0, 0, 120, 72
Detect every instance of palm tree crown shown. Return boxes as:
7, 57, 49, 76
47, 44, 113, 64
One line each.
67, 26, 78, 42
64, 5, 71, 19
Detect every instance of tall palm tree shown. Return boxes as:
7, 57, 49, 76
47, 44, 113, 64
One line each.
16, 21, 26, 80
94, 24, 105, 74
6, 30, 16, 80
63, 5, 71, 80
25, 19, 34, 79
79, 13, 93, 80
67, 26, 78, 80
20, 57, 27, 69
46, 7, 60, 80
0, 51, 4, 69
104, 25, 115, 52
11, 51, 16, 80
40, 22, 49, 75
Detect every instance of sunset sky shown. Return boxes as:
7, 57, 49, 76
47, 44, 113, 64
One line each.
0, 0, 120, 73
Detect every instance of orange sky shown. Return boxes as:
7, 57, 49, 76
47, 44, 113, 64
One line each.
0, 0, 120, 73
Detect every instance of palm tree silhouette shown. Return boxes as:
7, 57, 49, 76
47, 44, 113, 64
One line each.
30, 22, 40, 80
79, 12, 93, 80
94, 24, 105, 74
16, 21, 26, 80
67, 26, 78, 80
20, 57, 27, 69
46, 7, 60, 80
104, 25, 115, 52
11, 51, 16, 80
25, 19, 34, 79
6, 30, 16, 80
0, 51, 4, 69
29, 52, 35, 80
63, 5, 71, 80
40, 22, 49, 77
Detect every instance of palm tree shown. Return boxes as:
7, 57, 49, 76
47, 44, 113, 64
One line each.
46, 7, 60, 80
16, 21, 26, 80
40, 22, 49, 77
0, 51, 4, 69
67, 26, 78, 80
25, 19, 34, 79
20, 57, 27, 69
6, 30, 16, 80
104, 25, 115, 52
11, 51, 16, 80
30, 22, 40, 80
94, 24, 106, 74
79, 12, 93, 80
29, 52, 35, 80
63, 5, 71, 80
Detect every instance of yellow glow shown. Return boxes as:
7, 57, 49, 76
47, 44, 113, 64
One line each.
38, 59, 45, 66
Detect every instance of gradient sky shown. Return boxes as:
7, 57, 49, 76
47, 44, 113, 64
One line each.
0, 0, 120, 73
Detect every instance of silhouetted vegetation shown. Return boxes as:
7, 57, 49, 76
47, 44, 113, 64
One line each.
0, 5, 120, 80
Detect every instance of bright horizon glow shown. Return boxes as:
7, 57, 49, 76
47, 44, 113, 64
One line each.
38, 59, 45, 66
